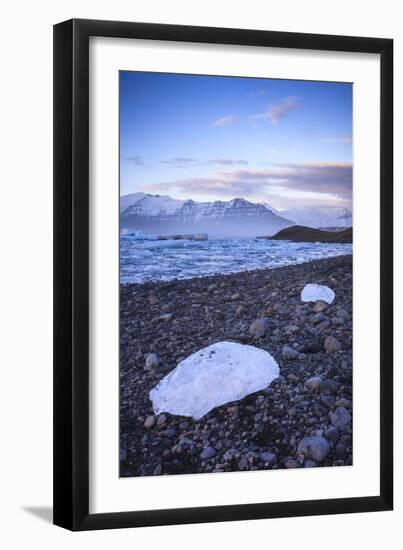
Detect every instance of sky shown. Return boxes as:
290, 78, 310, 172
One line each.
120, 71, 352, 211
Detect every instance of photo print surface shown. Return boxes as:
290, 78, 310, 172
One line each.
119, 71, 353, 478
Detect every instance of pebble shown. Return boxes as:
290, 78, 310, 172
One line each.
312, 312, 327, 324
156, 413, 167, 426
324, 427, 340, 443
283, 458, 299, 469
335, 443, 347, 455
324, 336, 342, 352
329, 407, 352, 431
235, 305, 246, 317
313, 300, 328, 312
120, 448, 127, 461
282, 345, 299, 360
153, 463, 162, 475
144, 415, 156, 429
320, 394, 335, 408
200, 447, 217, 460
249, 318, 272, 338
297, 436, 330, 462
320, 379, 340, 394
317, 320, 331, 330
145, 353, 160, 370
164, 428, 176, 438
300, 342, 323, 354
260, 452, 277, 465
337, 309, 349, 318
305, 376, 323, 390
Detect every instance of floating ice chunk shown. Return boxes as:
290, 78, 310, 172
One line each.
301, 283, 335, 304
149, 341, 280, 420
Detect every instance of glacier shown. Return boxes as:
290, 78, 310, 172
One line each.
149, 341, 280, 420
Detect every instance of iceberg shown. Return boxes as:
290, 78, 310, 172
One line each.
301, 283, 335, 304
149, 341, 280, 420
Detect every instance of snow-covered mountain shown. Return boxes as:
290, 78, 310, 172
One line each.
120, 193, 294, 237
120, 192, 185, 215
279, 207, 352, 229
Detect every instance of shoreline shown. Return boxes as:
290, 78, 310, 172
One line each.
120, 254, 352, 477
120, 252, 353, 288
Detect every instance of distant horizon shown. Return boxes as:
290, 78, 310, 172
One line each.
120, 72, 352, 211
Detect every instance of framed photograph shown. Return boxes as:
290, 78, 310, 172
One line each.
53, 19, 393, 530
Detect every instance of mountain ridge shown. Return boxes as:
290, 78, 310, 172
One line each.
120, 193, 293, 237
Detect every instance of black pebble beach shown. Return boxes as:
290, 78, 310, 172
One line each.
120, 255, 352, 477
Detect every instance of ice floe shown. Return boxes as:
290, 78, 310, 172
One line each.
150, 341, 280, 420
301, 283, 335, 304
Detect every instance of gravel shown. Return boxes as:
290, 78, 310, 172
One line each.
120, 255, 353, 477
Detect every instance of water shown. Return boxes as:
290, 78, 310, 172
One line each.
120, 235, 352, 284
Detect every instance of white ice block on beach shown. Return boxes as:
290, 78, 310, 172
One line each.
301, 283, 335, 304
149, 341, 280, 420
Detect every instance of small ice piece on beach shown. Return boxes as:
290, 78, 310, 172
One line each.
301, 283, 335, 304
149, 341, 280, 420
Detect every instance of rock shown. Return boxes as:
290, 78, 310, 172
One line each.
312, 312, 327, 324
282, 345, 299, 360
305, 460, 317, 468
335, 398, 352, 408
200, 447, 216, 460
313, 300, 328, 312
329, 407, 352, 431
317, 320, 331, 330
144, 415, 156, 429
156, 413, 167, 426
305, 376, 323, 390
179, 437, 193, 448
249, 318, 272, 338
120, 448, 127, 461
150, 341, 280, 420
299, 342, 322, 354
324, 427, 339, 443
153, 463, 162, 475
297, 436, 330, 462
301, 284, 335, 304
324, 336, 342, 352
164, 428, 176, 438
260, 452, 277, 465
320, 379, 340, 394
148, 295, 159, 305
223, 448, 238, 462
231, 292, 240, 300
283, 457, 299, 469
151, 313, 173, 323
335, 443, 347, 455
332, 317, 345, 326
337, 309, 349, 318
238, 456, 249, 470
235, 305, 246, 317
159, 313, 173, 322
320, 394, 335, 408
145, 353, 160, 370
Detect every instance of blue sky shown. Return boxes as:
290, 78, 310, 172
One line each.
120, 71, 352, 210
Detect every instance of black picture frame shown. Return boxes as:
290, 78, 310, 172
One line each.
53, 18, 393, 531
